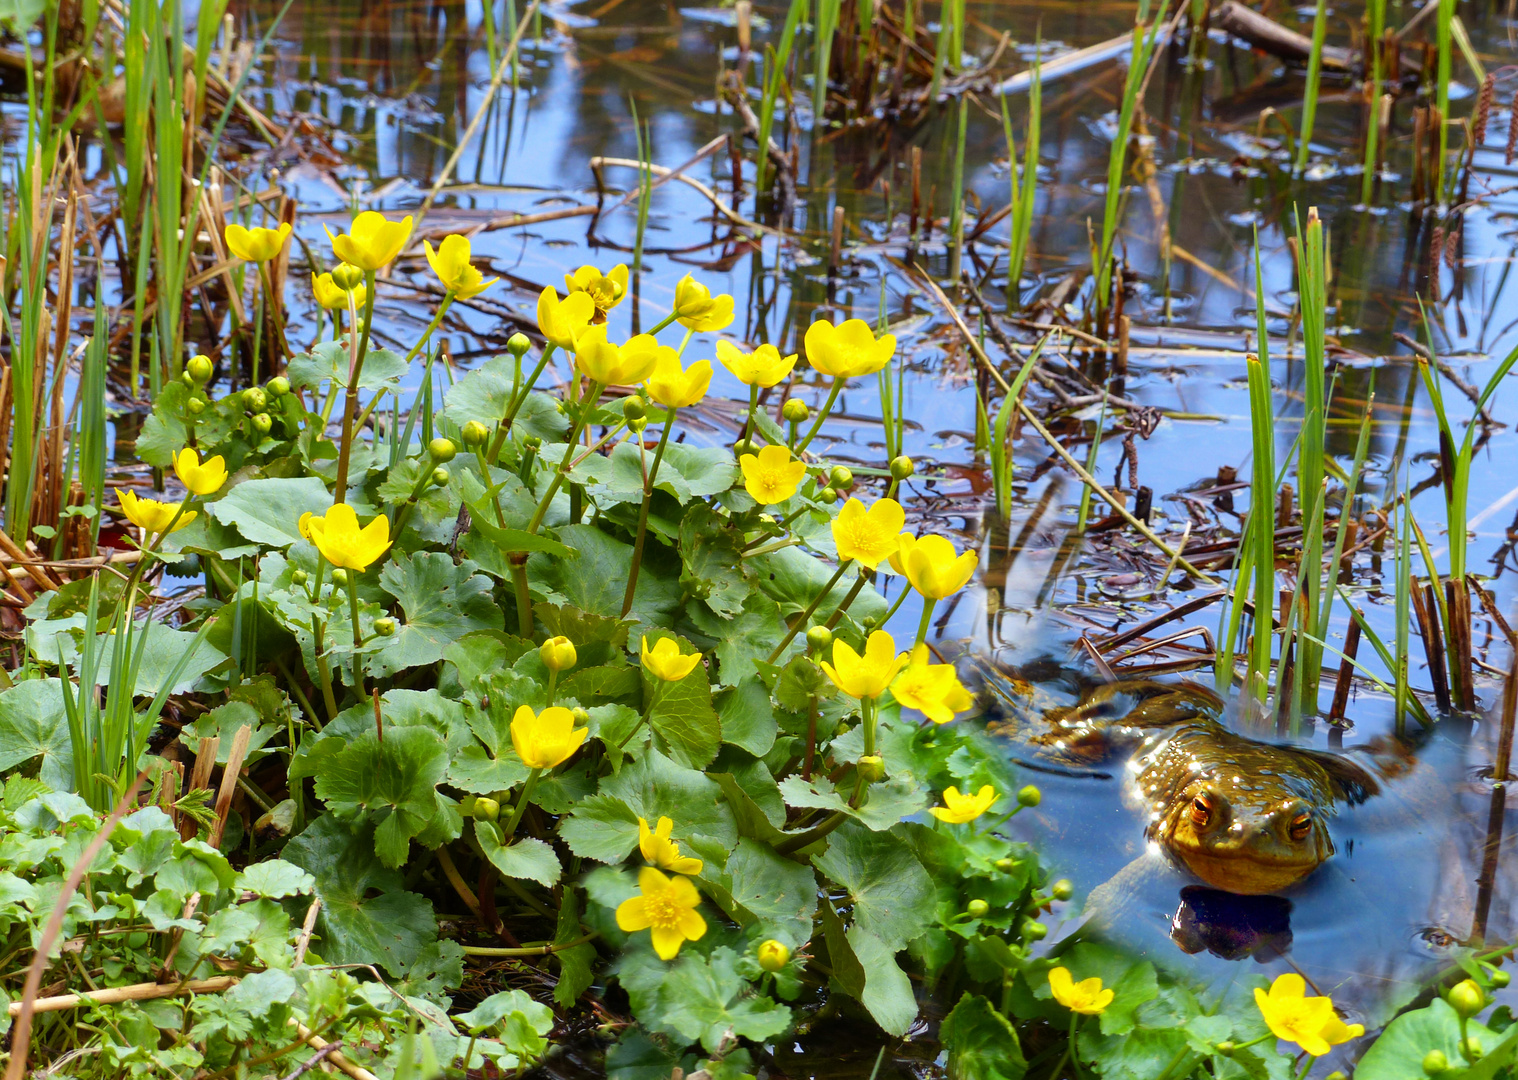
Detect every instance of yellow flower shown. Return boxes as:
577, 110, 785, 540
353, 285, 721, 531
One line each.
576, 325, 660, 386
174, 447, 227, 497
537, 286, 596, 351
305, 503, 391, 571
117, 489, 195, 535
891, 644, 973, 724
565, 263, 629, 317
1049, 967, 1115, 1016
326, 211, 413, 271
641, 635, 702, 682
930, 784, 997, 824
645, 349, 713, 409
510, 705, 589, 770
615, 866, 707, 960
831, 497, 905, 569
638, 816, 703, 875
1253, 974, 1364, 1057
804, 318, 896, 379
539, 636, 577, 673
740, 445, 808, 505
224, 222, 291, 263
298, 512, 314, 541
312, 272, 366, 311
717, 341, 798, 387
820, 630, 907, 700
423, 235, 498, 299
890, 533, 978, 600
673, 274, 735, 332
758, 940, 790, 971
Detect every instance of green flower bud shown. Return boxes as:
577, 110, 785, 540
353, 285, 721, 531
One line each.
251, 412, 274, 434
330, 568, 349, 588
242, 387, 267, 412
1493, 969, 1511, 988
966, 899, 989, 918
733, 438, 759, 458
994, 857, 1015, 873
1465, 1037, 1484, 1061
890, 455, 915, 481
473, 797, 500, 822
429, 437, 458, 462
861, 616, 878, 632
806, 625, 833, 651
431, 466, 451, 487
623, 396, 646, 421
1021, 918, 1048, 940
1018, 785, 1042, 808
331, 262, 365, 291
858, 755, 885, 782
524, 434, 543, 450
374, 617, 397, 637
507, 332, 532, 358
781, 398, 810, 424
180, 371, 196, 387
1051, 879, 1074, 901
266, 376, 291, 397
1324, 1074, 1347, 1080
1422, 1051, 1449, 1075
1450, 979, 1486, 1018
186, 398, 206, 415
758, 940, 790, 972
571, 707, 591, 726
828, 465, 853, 489
291, 570, 309, 587
461, 420, 490, 447
1214, 1042, 1235, 1058
628, 417, 648, 434
817, 486, 837, 504
187, 355, 214, 384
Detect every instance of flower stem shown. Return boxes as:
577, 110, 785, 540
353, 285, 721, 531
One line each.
545, 669, 559, 708
621, 408, 677, 617
403, 294, 454, 366
460, 931, 598, 957
647, 310, 679, 336
861, 695, 878, 758
773, 809, 849, 855
525, 382, 602, 535
741, 384, 759, 444
310, 614, 339, 719
345, 571, 365, 701
259, 263, 291, 368
793, 376, 844, 456
500, 767, 542, 844
767, 559, 853, 664
822, 569, 872, 630
511, 554, 533, 637
491, 344, 558, 464
914, 595, 937, 647
332, 271, 378, 504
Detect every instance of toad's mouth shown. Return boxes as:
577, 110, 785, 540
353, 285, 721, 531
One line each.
1169, 846, 1324, 896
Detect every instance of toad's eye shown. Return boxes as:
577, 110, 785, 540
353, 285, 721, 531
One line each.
1289, 812, 1312, 841
1190, 796, 1211, 828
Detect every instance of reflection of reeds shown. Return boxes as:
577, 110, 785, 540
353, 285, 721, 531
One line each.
1293, 0, 1328, 173
947, 98, 968, 280
999, 48, 1040, 304
1359, 0, 1386, 204
756, 0, 806, 194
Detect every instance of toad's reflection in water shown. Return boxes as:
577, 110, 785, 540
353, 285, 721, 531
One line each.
1170, 886, 1293, 962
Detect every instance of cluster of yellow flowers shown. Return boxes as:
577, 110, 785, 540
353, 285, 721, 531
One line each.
616, 814, 708, 960
115, 448, 227, 542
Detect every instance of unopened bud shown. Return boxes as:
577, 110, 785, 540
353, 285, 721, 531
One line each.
817, 486, 837, 504
330, 569, 349, 588
622, 396, 646, 421
1465, 1037, 1485, 1061
806, 625, 833, 651
828, 465, 853, 489
1492, 969, 1511, 988
331, 263, 365, 291
890, 455, 915, 481
540, 635, 578, 673
628, 417, 647, 434
374, 617, 397, 637
781, 398, 810, 424
461, 420, 489, 447
187, 355, 214, 384
429, 437, 458, 462
758, 940, 790, 972
524, 434, 543, 450
431, 466, 451, 487
242, 387, 267, 412
266, 376, 290, 397
994, 858, 1015, 873
857, 755, 885, 782
966, 899, 989, 918
1422, 1051, 1449, 1075
291, 570, 308, 587
1450, 979, 1486, 1018
571, 707, 591, 726
1051, 879, 1074, 901
1018, 785, 1042, 808
186, 398, 206, 415
1021, 918, 1047, 940
1214, 1042, 1235, 1058
507, 332, 532, 358
180, 371, 196, 387
734, 438, 759, 458
251, 412, 274, 434
473, 797, 500, 822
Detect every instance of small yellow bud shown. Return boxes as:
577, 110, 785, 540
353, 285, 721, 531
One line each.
757, 940, 790, 972
540, 635, 578, 673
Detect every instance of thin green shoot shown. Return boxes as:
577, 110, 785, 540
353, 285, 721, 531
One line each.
1294, 0, 1328, 173
1359, 0, 1386, 204
948, 97, 968, 280
813, 0, 841, 124
999, 45, 1040, 301
757, 0, 806, 192
1094, 0, 1160, 315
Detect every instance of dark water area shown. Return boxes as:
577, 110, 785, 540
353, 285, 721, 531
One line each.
7, 0, 1518, 1068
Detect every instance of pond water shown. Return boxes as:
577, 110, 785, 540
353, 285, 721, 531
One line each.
10, 0, 1518, 1067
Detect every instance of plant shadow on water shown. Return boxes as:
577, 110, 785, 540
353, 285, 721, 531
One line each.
5, 0, 1518, 1072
